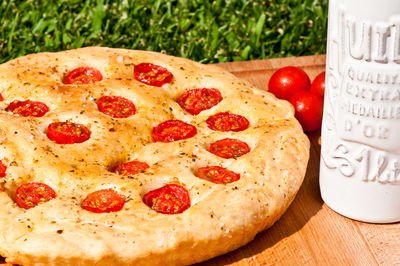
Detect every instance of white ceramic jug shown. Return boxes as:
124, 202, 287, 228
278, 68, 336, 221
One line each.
320, 0, 400, 223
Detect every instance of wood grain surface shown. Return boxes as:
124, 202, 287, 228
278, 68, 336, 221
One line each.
1, 55, 399, 266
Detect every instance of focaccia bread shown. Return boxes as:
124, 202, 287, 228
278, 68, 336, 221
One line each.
0, 47, 309, 265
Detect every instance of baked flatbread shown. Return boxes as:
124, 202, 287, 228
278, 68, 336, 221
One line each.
0, 47, 309, 265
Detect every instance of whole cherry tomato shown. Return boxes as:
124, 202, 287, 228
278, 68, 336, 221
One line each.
289, 91, 323, 132
268, 66, 311, 100
310, 72, 325, 97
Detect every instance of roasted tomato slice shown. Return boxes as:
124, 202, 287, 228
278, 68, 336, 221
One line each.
97, 96, 136, 118
47, 122, 91, 144
15, 182, 56, 209
143, 184, 190, 214
0, 160, 6, 178
177, 88, 223, 115
6, 100, 49, 117
206, 112, 249, 132
152, 120, 197, 142
112, 160, 150, 176
81, 189, 126, 213
134, 63, 173, 87
64, 67, 103, 84
209, 138, 250, 159
197, 166, 240, 184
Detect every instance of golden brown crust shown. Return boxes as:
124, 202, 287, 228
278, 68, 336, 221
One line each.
0, 47, 309, 265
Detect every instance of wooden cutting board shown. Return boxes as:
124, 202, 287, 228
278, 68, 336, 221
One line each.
1, 55, 399, 266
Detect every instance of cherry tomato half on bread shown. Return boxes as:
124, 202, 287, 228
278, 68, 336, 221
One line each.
134, 63, 173, 87
97, 96, 136, 118
177, 88, 223, 115
15, 182, 56, 209
197, 166, 240, 184
289, 91, 324, 132
6, 100, 49, 117
142, 184, 190, 214
112, 160, 150, 176
0, 160, 7, 178
47, 122, 91, 144
152, 120, 197, 142
310, 71, 325, 97
206, 112, 249, 132
268, 66, 311, 100
0, 93, 4, 101
209, 138, 250, 159
81, 189, 126, 213
64, 67, 103, 84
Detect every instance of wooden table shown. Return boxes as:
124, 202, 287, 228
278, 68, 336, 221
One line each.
197, 55, 400, 266
1, 55, 399, 266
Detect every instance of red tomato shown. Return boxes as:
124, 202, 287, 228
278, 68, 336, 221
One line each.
268, 66, 311, 100
134, 63, 173, 87
0, 93, 4, 101
142, 184, 190, 214
81, 189, 126, 213
152, 120, 197, 142
310, 71, 325, 97
64, 67, 103, 84
0, 160, 7, 178
289, 91, 324, 132
97, 96, 136, 118
15, 182, 56, 209
112, 160, 150, 176
177, 88, 223, 115
6, 100, 49, 117
47, 122, 91, 144
197, 166, 240, 184
206, 112, 249, 132
209, 138, 250, 159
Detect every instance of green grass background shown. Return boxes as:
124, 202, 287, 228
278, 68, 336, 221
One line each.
0, 0, 328, 64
